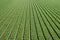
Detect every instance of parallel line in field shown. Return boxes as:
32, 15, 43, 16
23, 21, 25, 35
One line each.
48, 8, 60, 27
33, 4, 46, 40
0, 9, 17, 36
29, 5, 31, 40
27, 2, 30, 40
33, 4, 42, 40
29, 4, 32, 40
34, 4, 46, 40
37, 4, 54, 40
52, 8, 60, 16
0, 15, 14, 40
0, 8, 14, 23
22, 7, 27, 40
40, 6, 60, 40
45, 8, 60, 30
40, 8, 54, 40
6, 15, 18, 40
0, 8, 13, 36
0, 9, 14, 30
14, 16, 22, 40
41, 7, 60, 39
49, 8, 60, 20
34, 4, 54, 40
37, 3, 57, 39
13, 15, 20, 40
16, 4, 27, 40
14, 8, 24, 40
0, 9, 18, 40
0, 9, 10, 26
7, 17, 18, 40
0, 8, 9, 17
0, 9, 9, 20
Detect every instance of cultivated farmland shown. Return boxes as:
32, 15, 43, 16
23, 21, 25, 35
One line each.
0, 0, 60, 40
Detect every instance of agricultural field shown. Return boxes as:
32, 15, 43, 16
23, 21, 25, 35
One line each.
0, 0, 60, 40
